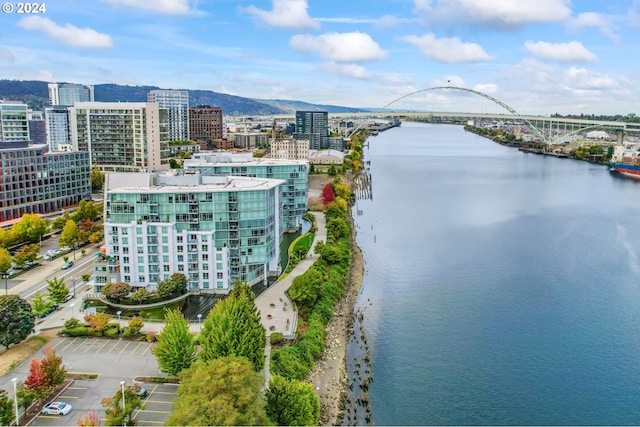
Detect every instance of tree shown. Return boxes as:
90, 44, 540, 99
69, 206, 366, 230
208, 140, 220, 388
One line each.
158, 273, 188, 298
265, 376, 320, 426
11, 214, 48, 243
0, 295, 34, 348
165, 356, 270, 426
0, 228, 17, 248
51, 214, 70, 231
59, 219, 79, 250
30, 291, 53, 317
104, 282, 131, 301
13, 243, 40, 267
154, 309, 196, 376
81, 273, 91, 284
40, 346, 66, 389
91, 166, 105, 192
0, 389, 14, 426
0, 248, 11, 274
128, 316, 144, 335
200, 284, 266, 371
24, 358, 49, 397
170, 273, 188, 293
46, 277, 68, 303
102, 384, 142, 426
89, 230, 104, 244
321, 183, 335, 207
75, 200, 100, 222
328, 163, 338, 176
77, 411, 101, 426
84, 313, 111, 332
131, 288, 150, 304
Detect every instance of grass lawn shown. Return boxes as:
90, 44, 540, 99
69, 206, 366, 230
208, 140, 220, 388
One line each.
0, 332, 54, 376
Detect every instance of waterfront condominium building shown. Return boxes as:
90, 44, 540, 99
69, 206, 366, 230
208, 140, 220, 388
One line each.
48, 83, 94, 106
0, 101, 29, 142
271, 137, 310, 160
147, 90, 189, 141
99, 170, 284, 292
189, 105, 223, 145
0, 141, 91, 223
45, 106, 71, 151
68, 102, 169, 172
294, 110, 330, 150
184, 152, 308, 232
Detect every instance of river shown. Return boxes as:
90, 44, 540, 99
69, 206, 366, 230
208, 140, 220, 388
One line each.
344, 122, 640, 425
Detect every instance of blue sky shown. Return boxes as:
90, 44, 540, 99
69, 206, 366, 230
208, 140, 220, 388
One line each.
1, 0, 640, 115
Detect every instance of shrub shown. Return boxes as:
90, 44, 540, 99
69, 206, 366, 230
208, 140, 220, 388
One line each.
122, 328, 132, 338
104, 328, 118, 338
64, 318, 80, 329
270, 332, 283, 345
145, 331, 157, 342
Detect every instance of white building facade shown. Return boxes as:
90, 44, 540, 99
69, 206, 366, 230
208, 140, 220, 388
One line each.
100, 170, 284, 293
147, 90, 189, 142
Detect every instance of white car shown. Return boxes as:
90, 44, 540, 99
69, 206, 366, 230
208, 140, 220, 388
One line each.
42, 401, 72, 415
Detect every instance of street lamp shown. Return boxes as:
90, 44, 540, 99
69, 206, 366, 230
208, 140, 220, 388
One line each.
120, 380, 126, 427
70, 303, 75, 319
117, 311, 122, 333
197, 313, 202, 330
72, 277, 76, 299
11, 377, 18, 426
1, 272, 8, 295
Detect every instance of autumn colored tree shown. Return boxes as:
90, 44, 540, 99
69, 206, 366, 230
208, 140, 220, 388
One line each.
40, 346, 66, 388
89, 230, 104, 244
13, 243, 40, 267
24, 359, 49, 397
165, 356, 269, 426
84, 313, 111, 332
154, 309, 196, 376
127, 316, 144, 335
0, 228, 17, 248
77, 411, 100, 426
59, 219, 79, 249
103, 282, 131, 301
0, 248, 11, 274
321, 183, 335, 207
11, 214, 48, 243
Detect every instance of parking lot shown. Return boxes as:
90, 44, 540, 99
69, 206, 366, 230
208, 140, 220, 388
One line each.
7, 337, 176, 426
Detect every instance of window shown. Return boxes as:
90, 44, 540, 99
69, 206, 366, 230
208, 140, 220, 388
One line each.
138, 275, 145, 282
162, 236, 169, 244
123, 257, 129, 263
162, 255, 169, 263
136, 237, 143, 245
163, 246, 169, 253
202, 244, 208, 251
216, 254, 222, 260
137, 247, 144, 254
217, 272, 223, 279
163, 265, 170, 272
202, 254, 209, 261
217, 263, 222, 269
137, 256, 144, 263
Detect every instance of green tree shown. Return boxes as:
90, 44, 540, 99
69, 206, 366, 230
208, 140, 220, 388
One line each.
75, 200, 100, 222
154, 309, 196, 376
170, 273, 188, 292
200, 283, 266, 371
59, 219, 79, 250
0, 248, 11, 274
0, 228, 17, 248
131, 288, 150, 304
127, 316, 144, 335
328, 162, 338, 176
30, 291, 53, 317
102, 384, 142, 426
46, 277, 68, 304
166, 356, 270, 426
11, 214, 48, 243
50, 214, 70, 231
0, 295, 35, 348
265, 375, 320, 426
91, 166, 105, 192
0, 389, 15, 426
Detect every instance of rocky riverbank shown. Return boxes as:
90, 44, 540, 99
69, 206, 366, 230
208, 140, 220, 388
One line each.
308, 211, 365, 425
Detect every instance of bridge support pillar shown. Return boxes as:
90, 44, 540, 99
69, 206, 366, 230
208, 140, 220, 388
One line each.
616, 130, 624, 144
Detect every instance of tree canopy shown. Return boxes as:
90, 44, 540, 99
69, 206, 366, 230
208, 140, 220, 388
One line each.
265, 375, 320, 426
59, 219, 79, 249
0, 295, 34, 348
0, 248, 11, 273
46, 277, 68, 304
154, 309, 196, 376
11, 214, 48, 243
165, 356, 269, 426
199, 282, 266, 371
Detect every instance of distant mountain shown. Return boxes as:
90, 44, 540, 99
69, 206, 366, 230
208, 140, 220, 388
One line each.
255, 98, 364, 114
0, 80, 364, 115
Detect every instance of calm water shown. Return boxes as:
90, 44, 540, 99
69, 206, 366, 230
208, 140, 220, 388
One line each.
346, 123, 640, 425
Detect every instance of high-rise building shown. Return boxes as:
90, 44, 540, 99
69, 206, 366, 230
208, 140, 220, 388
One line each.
0, 141, 91, 223
0, 101, 29, 142
28, 111, 46, 145
189, 105, 223, 146
45, 106, 71, 152
184, 152, 308, 232
147, 90, 189, 141
294, 111, 329, 150
68, 102, 169, 172
99, 170, 284, 291
48, 83, 94, 106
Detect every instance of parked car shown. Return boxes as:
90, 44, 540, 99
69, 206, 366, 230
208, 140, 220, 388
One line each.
42, 401, 72, 415
39, 303, 59, 318
64, 294, 74, 302
61, 261, 74, 270
133, 386, 148, 398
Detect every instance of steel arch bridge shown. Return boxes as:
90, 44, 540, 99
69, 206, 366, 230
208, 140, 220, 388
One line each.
347, 86, 637, 144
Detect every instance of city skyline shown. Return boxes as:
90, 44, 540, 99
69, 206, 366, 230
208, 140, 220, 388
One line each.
0, 0, 639, 115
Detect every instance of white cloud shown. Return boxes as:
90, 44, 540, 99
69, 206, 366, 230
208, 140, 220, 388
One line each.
414, 0, 571, 28
321, 62, 371, 79
16, 17, 113, 49
289, 32, 387, 62
243, 0, 320, 30
20, 70, 54, 81
474, 83, 498, 94
100, 0, 193, 15
567, 12, 618, 40
564, 66, 616, 90
401, 33, 491, 63
524, 40, 597, 63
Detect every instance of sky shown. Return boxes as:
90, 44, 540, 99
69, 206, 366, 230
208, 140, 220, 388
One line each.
1, 0, 640, 115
